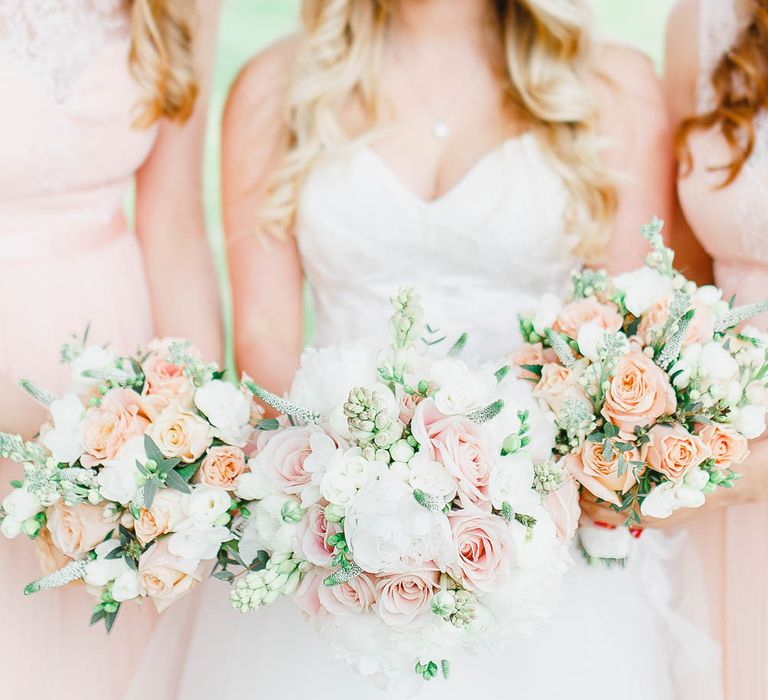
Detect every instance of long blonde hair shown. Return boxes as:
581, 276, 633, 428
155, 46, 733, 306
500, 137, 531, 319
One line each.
677, 0, 768, 186
260, 0, 616, 261
128, 0, 199, 127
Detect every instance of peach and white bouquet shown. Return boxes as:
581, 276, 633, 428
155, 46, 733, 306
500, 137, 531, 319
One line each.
0, 335, 265, 631
515, 219, 768, 564
223, 288, 573, 690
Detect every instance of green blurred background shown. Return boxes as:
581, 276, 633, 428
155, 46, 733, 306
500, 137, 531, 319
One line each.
206, 0, 677, 362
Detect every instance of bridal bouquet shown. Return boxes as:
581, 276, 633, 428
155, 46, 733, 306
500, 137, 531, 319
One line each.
0, 335, 261, 630
225, 288, 573, 688
515, 219, 768, 564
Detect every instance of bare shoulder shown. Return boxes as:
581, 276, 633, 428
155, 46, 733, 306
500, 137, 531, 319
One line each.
664, 0, 701, 120
225, 35, 301, 128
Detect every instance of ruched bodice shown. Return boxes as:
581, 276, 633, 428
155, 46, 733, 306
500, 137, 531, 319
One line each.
297, 134, 579, 357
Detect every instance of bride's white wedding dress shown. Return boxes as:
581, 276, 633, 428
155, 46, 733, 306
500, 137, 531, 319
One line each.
142, 135, 720, 700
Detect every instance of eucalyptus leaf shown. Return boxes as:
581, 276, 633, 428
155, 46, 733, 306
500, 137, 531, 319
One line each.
257, 418, 280, 431
143, 435, 165, 464
212, 570, 235, 582
143, 479, 158, 509
165, 469, 192, 494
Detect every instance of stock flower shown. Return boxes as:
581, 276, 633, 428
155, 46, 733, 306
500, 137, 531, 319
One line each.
1, 488, 42, 539
239, 494, 303, 563
487, 453, 538, 513
41, 394, 84, 465
69, 345, 117, 396
194, 380, 252, 446
96, 436, 145, 504
184, 485, 231, 527
167, 520, 230, 561
733, 405, 767, 440
84, 540, 139, 602
613, 267, 673, 316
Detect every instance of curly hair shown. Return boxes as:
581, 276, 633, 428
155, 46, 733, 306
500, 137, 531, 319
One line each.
259, 0, 617, 262
678, 0, 768, 185
129, 0, 199, 127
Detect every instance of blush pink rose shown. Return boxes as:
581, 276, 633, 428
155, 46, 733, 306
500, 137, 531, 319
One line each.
509, 343, 556, 380
80, 389, 149, 467
141, 352, 195, 420
138, 539, 204, 613
374, 570, 439, 628
198, 446, 247, 489
134, 489, 186, 546
319, 572, 377, 617
449, 510, 512, 593
554, 299, 623, 339
300, 504, 338, 567
46, 503, 115, 557
257, 425, 323, 494
148, 405, 212, 463
638, 296, 715, 348
411, 400, 492, 509
545, 474, 581, 542
534, 363, 590, 414
294, 570, 323, 617
642, 424, 711, 481
601, 352, 677, 436
696, 424, 749, 470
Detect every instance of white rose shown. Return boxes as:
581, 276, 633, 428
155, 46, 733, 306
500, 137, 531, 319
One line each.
69, 345, 117, 395
427, 359, 497, 416
488, 453, 538, 513
184, 485, 231, 527
194, 380, 252, 446
96, 437, 145, 505
407, 453, 457, 503
239, 494, 303, 562
733, 404, 767, 440
699, 341, 739, 381
532, 293, 563, 335
576, 322, 607, 363
613, 267, 673, 317
112, 570, 140, 602
42, 394, 85, 464
167, 521, 230, 561
344, 471, 455, 574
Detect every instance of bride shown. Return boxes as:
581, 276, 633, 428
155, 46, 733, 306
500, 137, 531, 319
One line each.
170, 1, 717, 697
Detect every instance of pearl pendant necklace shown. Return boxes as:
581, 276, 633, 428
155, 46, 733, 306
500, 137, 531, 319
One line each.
432, 120, 451, 140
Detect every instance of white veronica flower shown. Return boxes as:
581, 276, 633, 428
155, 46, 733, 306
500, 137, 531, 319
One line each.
613, 267, 673, 316
194, 379, 252, 446
344, 471, 455, 574
96, 437, 145, 505
41, 393, 85, 465
0, 487, 42, 539
427, 358, 497, 416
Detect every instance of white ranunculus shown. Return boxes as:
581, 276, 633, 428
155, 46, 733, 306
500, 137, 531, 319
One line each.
69, 345, 117, 395
239, 494, 303, 562
532, 293, 563, 336
427, 358, 497, 416
96, 437, 145, 504
613, 267, 673, 317
184, 485, 231, 527
320, 448, 384, 506
733, 404, 767, 439
407, 453, 457, 503
42, 393, 85, 464
576, 322, 606, 363
168, 521, 230, 561
699, 342, 739, 381
487, 453, 536, 512
194, 380, 252, 446
344, 471, 455, 574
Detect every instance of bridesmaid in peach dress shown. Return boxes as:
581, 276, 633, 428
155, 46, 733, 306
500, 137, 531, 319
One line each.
0, 1, 220, 697
665, 1, 768, 698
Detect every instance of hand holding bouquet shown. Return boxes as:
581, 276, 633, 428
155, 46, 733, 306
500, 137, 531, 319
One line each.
0, 335, 263, 629
225, 288, 574, 688
516, 219, 768, 563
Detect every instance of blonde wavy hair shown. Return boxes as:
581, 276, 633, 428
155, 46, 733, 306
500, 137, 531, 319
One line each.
678, 0, 768, 186
260, 0, 617, 261
128, 0, 199, 127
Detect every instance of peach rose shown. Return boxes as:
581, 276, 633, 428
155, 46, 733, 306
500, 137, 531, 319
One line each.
134, 489, 187, 546
554, 299, 623, 339
80, 388, 149, 467
35, 528, 71, 573
300, 504, 338, 568
601, 352, 676, 435
696, 424, 749, 470
534, 363, 590, 414
46, 503, 114, 557
411, 400, 492, 509
198, 445, 247, 489
148, 405, 212, 463
138, 539, 203, 613
449, 510, 512, 593
545, 474, 581, 541
509, 343, 556, 380
319, 571, 377, 617
642, 424, 711, 481
142, 354, 195, 420
638, 296, 715, 348
375, 570, 438, 628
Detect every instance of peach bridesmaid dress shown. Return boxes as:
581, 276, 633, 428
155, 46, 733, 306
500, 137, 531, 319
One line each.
0, 1, 159, 696
677, 0, 768, 697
